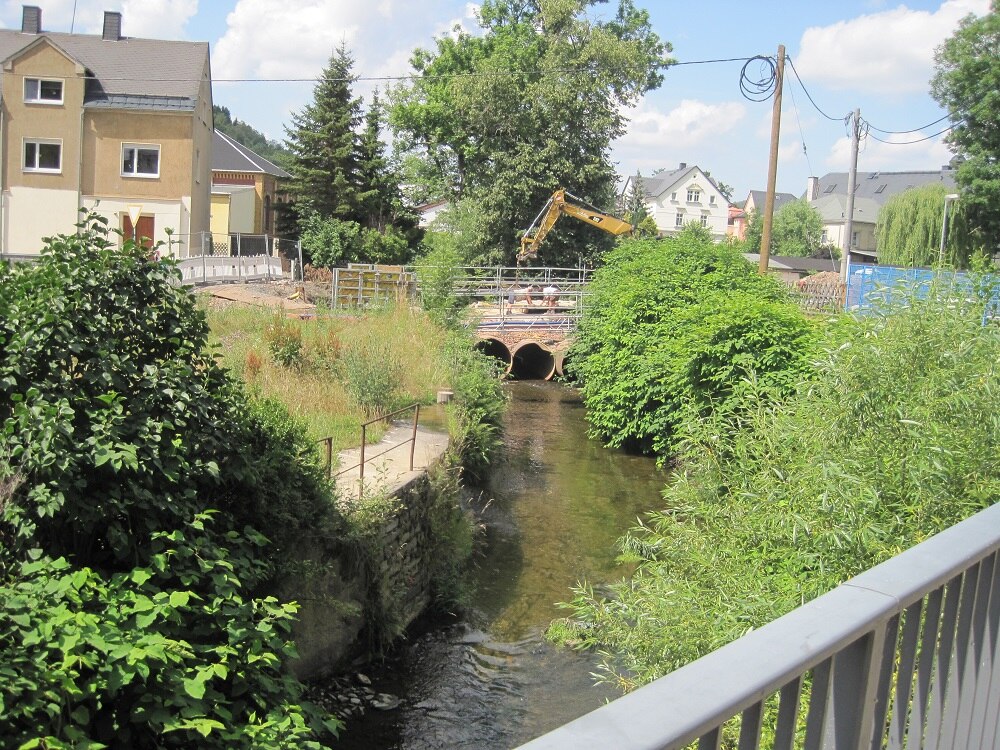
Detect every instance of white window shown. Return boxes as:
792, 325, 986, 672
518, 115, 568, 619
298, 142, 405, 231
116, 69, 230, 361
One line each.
687, 188, 701, 203
821, 230, 829, 244
24, 77, 63, 104
709, 195, 716, 205
122, 143, 160, 178
675, 213, 684, 228
852, 231, 860, 248
671, 192, 677, 201
23, 139, 62, 172
700, 215, 709, 227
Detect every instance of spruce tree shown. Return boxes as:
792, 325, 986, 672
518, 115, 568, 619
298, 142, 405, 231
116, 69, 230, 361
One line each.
284, 43, 362, 225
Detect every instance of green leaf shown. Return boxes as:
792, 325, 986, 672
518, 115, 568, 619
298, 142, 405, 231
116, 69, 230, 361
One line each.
182, 677, 206, 700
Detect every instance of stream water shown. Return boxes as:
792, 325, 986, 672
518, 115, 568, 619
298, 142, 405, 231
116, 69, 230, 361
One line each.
335, 381, 668, 749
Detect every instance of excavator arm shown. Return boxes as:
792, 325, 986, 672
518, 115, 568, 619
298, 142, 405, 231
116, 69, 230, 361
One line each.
518, 189, 632, 263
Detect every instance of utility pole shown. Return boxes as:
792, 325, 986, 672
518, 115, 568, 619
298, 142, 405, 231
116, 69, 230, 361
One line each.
759, 44, 785, 275
840, 108, 860, 285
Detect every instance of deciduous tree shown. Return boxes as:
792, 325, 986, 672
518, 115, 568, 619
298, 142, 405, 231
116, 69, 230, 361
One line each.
390, 0, 671, 266
770, 199, 823, 257
931, 4, 1000, 250
876, 184, 975, 267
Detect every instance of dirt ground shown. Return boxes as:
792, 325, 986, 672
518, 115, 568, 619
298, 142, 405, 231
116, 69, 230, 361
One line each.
196, 279, 332, 312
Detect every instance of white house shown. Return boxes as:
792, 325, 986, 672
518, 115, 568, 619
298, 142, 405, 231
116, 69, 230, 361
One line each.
621, 164, 730, 241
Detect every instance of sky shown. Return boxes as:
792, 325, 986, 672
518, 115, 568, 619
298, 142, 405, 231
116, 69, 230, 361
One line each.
0, 0, 990, 202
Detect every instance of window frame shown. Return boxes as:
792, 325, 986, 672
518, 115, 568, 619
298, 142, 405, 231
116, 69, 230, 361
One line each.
675, 212, 685, 228
22, 137, 63, 173
700, 214, 709, 228
687, 188, 701, 203
121, 143, 161, 179
24, 77, 64, 105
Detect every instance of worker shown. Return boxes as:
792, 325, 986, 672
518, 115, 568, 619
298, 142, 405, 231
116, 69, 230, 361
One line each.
522, 284, 539, 306
542, 285, 560, 311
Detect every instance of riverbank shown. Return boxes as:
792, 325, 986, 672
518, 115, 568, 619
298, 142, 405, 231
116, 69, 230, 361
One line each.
322, 381, 670, 749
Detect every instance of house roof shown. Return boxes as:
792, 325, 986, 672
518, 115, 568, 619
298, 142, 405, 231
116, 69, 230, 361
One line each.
810, 194, 883, 225
0, 28, 208, 106
809, 169, 957, 206
744, 253, 841, 274
627, 166, 728, 203
212, 131, 290, 178
744, 190, 798, 213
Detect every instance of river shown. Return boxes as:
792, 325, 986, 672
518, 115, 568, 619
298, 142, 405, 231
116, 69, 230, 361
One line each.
335, 381, 668, 749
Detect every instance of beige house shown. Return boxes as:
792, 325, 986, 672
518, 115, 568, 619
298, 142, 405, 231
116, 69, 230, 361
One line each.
211, 130, 289, 242
620, 164, 731, 241
0, 5, 212, 259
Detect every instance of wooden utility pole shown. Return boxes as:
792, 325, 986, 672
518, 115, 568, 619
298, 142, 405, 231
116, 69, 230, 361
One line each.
759, 44, 785, 275
840, 108, 860, 284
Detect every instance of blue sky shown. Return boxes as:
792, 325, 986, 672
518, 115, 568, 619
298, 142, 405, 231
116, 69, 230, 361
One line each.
0, 0, 989, 201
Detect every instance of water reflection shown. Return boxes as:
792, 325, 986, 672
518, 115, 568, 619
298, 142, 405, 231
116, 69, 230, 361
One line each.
334, 381, 667, 749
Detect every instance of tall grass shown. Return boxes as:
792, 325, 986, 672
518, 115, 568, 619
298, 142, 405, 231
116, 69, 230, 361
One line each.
204, 301, 451, 448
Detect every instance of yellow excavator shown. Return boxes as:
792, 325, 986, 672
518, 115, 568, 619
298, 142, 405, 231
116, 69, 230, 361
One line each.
517, 188, 633, 263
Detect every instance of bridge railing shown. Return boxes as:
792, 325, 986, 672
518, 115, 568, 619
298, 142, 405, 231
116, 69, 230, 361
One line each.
518, 500, 1000, 750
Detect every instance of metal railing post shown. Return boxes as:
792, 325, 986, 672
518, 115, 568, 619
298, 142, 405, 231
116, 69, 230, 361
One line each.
359, 424, 367, 485
324, 437, 332, 478
409, 403, 420, 471
201, 232, 207, 282
237, 233, 242, 282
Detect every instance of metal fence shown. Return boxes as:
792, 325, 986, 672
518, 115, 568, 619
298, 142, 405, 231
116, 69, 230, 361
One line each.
519, 500, 1000, 750
844, 263, 1000, 319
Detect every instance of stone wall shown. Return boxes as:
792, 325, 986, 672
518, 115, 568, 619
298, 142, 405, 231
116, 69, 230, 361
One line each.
283, 472, 439, 681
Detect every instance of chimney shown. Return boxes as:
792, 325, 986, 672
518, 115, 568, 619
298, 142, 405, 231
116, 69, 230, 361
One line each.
102, 11, 122, 41
806, 176, 819, 202
679, 162, 687, 170
21, 5, 41, 34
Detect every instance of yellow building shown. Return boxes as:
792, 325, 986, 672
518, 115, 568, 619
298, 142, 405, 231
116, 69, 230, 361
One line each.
211, 129, 289, 247
0, 5, 213, 258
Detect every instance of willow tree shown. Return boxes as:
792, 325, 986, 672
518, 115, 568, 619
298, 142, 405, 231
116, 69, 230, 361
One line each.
390, 0, 671, 266
876, 184, 973, 267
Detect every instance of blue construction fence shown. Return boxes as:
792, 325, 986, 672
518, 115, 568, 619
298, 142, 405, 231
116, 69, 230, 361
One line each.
844, 262, 1000, 322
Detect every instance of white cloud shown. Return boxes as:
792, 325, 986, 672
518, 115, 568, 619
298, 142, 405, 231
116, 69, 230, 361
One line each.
621, 98, 746, 150
120, 0, 198, 39
794, 0, 990, 95
1, 0, 195, 37
825, 129, 953, 173
213, 0, 387, 80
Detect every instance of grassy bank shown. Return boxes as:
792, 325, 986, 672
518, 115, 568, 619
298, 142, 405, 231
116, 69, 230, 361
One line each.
204, 301, 453, 449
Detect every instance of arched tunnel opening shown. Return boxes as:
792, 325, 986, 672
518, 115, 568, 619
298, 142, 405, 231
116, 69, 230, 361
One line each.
511, 341, 556, 381
474, 337, 512, 375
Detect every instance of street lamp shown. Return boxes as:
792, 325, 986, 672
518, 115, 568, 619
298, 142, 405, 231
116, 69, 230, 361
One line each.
939, 193, 960, 266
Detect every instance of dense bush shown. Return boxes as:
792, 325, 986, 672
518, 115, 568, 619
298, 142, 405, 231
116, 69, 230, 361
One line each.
555, 280, 1000, 689
0, 215, 338, 747
570, 232, 816, 458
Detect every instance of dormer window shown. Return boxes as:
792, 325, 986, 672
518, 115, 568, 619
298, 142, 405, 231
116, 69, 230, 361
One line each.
24, 78, 63, 104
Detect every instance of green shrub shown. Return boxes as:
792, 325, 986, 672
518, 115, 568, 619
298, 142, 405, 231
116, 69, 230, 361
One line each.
570, 234, 814, 458
555, 282, 1000, 689
0, 514, 338, 749
340, 332, 402, 417
264, 316, 304, 368
0, 214, 340, 747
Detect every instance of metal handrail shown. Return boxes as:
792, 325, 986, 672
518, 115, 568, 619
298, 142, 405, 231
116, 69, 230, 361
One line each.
518, 501, 1000, 750
320, 403, 421, 484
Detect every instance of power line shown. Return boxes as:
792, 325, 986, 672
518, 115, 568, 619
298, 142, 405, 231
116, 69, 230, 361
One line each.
784, 55, 846, 122
867, 124, 958, 145
866, 112, 952, 134
738, 55, 778, 102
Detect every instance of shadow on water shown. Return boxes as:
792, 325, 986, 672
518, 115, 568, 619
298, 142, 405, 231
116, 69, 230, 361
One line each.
332, 381, 668, 749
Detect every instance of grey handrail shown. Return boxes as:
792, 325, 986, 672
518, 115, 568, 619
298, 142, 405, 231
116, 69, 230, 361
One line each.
519, 501, 1000, 750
